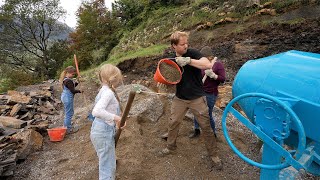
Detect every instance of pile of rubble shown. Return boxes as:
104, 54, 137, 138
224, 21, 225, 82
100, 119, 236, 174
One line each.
0, 85, 61, 177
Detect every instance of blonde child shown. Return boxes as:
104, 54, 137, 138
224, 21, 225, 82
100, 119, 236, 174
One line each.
90, 64, 124, 180
59, 66, 81, 134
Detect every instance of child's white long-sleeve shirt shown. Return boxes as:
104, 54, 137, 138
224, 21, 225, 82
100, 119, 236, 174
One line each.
92, 85, 120, 126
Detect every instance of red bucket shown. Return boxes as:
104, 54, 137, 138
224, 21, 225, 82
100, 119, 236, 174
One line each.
153, 59, 182, 85
47, 127, 67, 142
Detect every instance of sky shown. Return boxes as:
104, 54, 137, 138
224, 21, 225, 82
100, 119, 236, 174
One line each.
0, 0, 115, 28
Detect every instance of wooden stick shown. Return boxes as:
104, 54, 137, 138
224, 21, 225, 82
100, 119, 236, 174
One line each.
139, 91, 169, 96
115, 91, 136, 147
74, 54, 89, 108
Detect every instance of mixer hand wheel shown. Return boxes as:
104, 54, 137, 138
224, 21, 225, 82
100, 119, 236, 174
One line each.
222, 93, 306, 170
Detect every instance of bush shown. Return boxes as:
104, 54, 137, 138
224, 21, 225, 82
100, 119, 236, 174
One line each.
0, 70, 39, 93
0, 78, 14, 93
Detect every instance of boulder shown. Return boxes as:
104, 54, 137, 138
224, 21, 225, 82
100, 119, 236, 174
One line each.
116, 84, 164, 123
12, 129, 43, 160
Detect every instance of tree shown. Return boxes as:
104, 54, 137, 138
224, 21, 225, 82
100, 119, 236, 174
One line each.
112, 0, 144, 27
0, 0, 66, 79
70, 0, 120, 68
47, 40, 72, 78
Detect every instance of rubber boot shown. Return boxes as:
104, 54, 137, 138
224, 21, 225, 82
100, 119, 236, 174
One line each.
189, 129, 200, 138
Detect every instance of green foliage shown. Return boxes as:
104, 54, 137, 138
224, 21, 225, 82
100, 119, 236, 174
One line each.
70, 0, 120, 69
91, 48, 105, 64
55, 57, 74, 79
286, 17, 306, 25
48, 40, 73, 78
0, 78, 13, 93
112, 0, 191, 30
0, 69, 39, 93
147, 0, 187, 7
233, 0, 260, 16
192, 0, 223, 8
261, 17, 306, 28
111, 1, 221, 56
112, 0, 145, 29
271, 0, 301, 11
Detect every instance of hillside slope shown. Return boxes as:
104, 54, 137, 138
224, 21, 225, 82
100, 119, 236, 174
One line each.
107, 0, 320, 66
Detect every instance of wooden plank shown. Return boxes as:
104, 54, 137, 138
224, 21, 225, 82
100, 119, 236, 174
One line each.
0, 116, 27, 129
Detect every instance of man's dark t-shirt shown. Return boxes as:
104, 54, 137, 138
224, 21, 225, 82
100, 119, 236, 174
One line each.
171, 48, 205, 100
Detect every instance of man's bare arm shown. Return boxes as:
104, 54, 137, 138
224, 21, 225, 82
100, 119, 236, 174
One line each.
189, 57, 212, 69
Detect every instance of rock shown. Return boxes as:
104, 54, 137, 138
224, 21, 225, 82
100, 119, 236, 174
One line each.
9, 104, 22, 117
214, 17, 239, 26
196, 22, 213, 31
6, 91, 31, 105
218, 12, 226, 16
0, 126, 4, 135
116, 84, 164, 123
246, 0, 260, 8
29, 90, 51, 98
0, 116, 27, 129
216, 85, 232, 109
261, 2, 272, 8
13, 129, 43, 160
256, 8, 276, 16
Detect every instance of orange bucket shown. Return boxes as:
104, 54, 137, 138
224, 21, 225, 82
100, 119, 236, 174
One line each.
47, 127, 67, 142
154, 59, 182, 85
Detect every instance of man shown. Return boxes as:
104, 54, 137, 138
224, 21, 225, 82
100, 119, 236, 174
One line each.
189, 46, 226, 138
159, 31, 222, 170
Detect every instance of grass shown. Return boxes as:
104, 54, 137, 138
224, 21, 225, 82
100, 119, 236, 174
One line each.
271, 0, 301, 11
232, 24, 246, 34
106, 44, 168, 65
286, 17, 306, 25
260, 17, 306, 28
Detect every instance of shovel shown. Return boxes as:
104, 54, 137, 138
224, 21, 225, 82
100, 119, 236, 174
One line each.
115, 90, 136, 147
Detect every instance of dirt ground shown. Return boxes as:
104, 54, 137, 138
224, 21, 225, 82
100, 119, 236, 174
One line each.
9, 4, 320, 180
11, 79, 262, 180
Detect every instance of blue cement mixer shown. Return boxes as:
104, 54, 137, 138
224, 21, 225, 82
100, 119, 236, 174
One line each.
222, 50, 320, 179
